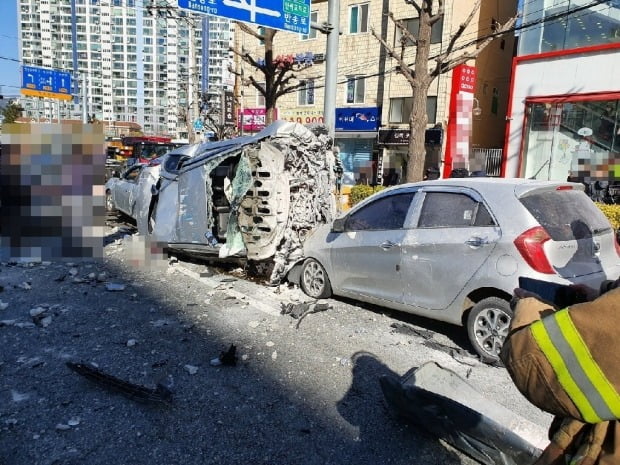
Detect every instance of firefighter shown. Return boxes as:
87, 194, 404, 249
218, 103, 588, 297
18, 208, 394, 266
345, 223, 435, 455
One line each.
501, 280, 620, 465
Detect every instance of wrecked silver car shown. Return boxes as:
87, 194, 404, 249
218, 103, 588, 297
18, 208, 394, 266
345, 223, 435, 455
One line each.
136, 122, 339, 284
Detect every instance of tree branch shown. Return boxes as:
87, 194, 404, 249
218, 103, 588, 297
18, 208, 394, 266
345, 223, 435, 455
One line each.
429, 0, 444, 25
403, 0, 422, 15
234, 21, 264, 41
371, 27, 416, 84
431, 15, 518, 77
389, 12, 417, 47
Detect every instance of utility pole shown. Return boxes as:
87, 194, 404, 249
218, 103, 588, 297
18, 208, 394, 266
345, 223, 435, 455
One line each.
323, 0, 340, 138
187, 17, 198, 144
81, 72, 88, 124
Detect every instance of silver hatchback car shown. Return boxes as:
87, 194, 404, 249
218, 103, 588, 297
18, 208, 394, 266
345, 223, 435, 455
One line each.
290, 178, 620, 363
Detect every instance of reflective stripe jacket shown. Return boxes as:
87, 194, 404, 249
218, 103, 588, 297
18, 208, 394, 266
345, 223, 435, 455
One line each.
500, 288, 620, 465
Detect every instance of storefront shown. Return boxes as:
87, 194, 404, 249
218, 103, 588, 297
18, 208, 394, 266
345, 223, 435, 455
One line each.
377, 128, 443, 184
505, 1, 620, 182
334, 107, 380, 186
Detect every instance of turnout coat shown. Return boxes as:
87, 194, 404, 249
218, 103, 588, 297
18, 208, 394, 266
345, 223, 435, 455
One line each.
501, 288, 620, 465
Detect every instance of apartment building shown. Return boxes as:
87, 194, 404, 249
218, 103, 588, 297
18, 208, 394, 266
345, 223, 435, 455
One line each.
17, 0, 233, 140
504, 0, 620, 184
236, 0, 517, 185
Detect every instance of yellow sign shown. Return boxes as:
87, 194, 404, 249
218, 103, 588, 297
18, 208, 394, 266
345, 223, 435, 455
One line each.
21, 88, 73, 101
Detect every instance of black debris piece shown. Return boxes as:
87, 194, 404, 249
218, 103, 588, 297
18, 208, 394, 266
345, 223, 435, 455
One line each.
219, 344, 238, 366
54, 274, 66, 282
280, 301, 331, 329
66, 361, 172, 405
390, 322, 434, 340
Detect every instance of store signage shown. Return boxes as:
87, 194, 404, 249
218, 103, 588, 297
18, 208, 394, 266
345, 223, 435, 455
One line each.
279, 108, 324, 124
335, 107, 380, 131
238, 107, 277, 132
223, 91, 235, 126
256, 51, 319, 67
378, 128, 443, 145
454, 64, 476, 93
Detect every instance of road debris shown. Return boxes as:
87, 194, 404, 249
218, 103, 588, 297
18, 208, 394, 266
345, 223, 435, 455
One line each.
184, 365, 199, 375
381, 362, 546, 465
210, 344, 238, 367
105, 283, 125, 292
280, 301, 331, 329
0, 300, 8, 310
66, 362, 173, 404
18, 282, 32, 290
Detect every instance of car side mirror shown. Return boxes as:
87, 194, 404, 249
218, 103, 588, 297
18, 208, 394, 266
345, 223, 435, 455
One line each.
331, 217, 346, 233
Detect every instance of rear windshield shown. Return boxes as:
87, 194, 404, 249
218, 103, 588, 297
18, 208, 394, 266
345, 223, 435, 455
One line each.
520, 189, 611, 241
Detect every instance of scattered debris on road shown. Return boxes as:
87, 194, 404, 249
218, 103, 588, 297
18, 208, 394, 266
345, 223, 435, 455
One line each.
280, 300, 331, 329
105, 283, 126, 291
66, 361, 173, 404
210, 344, 238, 367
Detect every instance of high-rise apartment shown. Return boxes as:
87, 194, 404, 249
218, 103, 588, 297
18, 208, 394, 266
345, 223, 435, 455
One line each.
17, 0, 234, 139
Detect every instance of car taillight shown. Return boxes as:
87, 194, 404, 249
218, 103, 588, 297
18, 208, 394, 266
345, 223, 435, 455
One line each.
514, 226, 555, 274
615, 234, 620, 258
556, 185, 573, 191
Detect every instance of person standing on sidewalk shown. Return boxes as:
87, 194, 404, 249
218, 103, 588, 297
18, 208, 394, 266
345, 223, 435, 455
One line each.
500, 280, 620, 465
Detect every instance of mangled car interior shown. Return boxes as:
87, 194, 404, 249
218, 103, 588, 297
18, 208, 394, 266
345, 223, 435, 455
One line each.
136, 122, 338, 285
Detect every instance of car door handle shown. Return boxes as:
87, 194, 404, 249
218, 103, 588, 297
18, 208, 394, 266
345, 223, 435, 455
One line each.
380, 240, 400, 250
465, 237, 489, 247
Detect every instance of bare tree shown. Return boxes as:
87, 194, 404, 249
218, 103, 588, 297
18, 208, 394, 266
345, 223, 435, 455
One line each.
199, 93, 237, 141
231, 24, 313, 125
372, 0, 517, 182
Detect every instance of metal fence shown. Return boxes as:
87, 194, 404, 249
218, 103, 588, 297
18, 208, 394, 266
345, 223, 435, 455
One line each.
472, 148, 503, 177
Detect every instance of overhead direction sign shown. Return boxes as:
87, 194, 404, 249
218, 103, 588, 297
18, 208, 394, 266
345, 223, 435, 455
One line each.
177, 0, 311, 35
21, 66, 73, 101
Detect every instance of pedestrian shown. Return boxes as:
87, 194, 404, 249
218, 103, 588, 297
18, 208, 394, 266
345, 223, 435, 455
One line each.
500, 279, 620, 465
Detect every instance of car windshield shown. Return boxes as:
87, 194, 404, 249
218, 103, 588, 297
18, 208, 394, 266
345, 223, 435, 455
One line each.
520, 189, 611, 241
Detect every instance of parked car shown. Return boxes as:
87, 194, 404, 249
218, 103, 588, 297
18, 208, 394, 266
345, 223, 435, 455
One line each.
138, 122, 338, 284
105, 159, 161, 221
288, 178, 620, 363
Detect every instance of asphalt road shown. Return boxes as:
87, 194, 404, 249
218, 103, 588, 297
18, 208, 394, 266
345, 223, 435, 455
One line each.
0, 222, 552, 465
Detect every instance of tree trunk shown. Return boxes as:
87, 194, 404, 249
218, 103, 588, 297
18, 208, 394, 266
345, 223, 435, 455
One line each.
264, 28, 277, 125
405, 8, 434, 183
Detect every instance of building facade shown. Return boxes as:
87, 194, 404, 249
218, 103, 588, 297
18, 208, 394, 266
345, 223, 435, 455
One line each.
17, 0, 233, 140
236, 0, 517, 185
504, 0, 620, 184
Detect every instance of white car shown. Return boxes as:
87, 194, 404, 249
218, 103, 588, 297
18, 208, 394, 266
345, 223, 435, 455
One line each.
105, 161, 161, 221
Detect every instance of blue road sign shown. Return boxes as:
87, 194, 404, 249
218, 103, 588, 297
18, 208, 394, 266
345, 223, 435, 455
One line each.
177, 0, 310, 35
21, 66, 73, 101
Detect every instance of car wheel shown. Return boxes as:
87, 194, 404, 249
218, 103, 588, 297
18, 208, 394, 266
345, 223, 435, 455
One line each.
300, 258, 332, 299
466, 297, 513, 364
105, 190, 116, 213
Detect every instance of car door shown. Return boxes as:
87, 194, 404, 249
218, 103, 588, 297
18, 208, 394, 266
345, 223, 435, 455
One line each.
114, 165, 142, 216
330, 191, 416, 303
400, 188, 500, 310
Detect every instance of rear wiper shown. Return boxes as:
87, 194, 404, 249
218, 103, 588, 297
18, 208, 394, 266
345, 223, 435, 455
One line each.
593, 226, 611, 234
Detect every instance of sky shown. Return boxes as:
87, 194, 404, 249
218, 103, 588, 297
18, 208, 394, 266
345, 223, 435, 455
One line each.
0, 1, 20, 98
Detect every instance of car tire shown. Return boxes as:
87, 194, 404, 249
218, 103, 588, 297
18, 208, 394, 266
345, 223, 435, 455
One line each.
300, 258, 332, 299
466, 297, 513, 364
105, 190, 116, 213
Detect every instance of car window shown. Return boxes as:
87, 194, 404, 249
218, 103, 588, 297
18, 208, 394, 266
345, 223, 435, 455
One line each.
124, 166, 142, 182
346, 192, 414, 231
164, 154, 189, 174
418, 192, 495, 228
520, 189, 611, 241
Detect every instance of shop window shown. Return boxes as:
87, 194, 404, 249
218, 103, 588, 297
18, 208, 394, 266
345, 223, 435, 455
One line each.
394, 16, 443, 46
389, 96, 437, 124
346, 76, 365, 104
298, 79, 315, 106
301, 11, 318, 40
349, 3, 369, 34
256, 82, 266, 107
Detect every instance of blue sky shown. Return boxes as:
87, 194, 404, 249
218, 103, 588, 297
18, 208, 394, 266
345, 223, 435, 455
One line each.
0, 1, 20, 97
